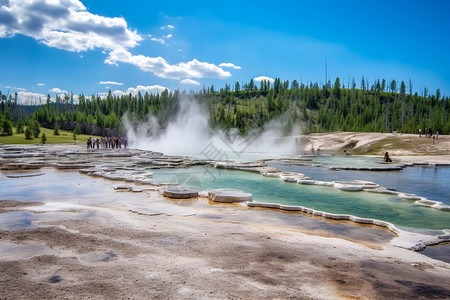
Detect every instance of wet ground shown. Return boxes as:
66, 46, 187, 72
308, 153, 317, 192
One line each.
1, 144, 450, 299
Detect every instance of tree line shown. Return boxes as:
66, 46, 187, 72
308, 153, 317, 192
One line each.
1, 77, 449, 139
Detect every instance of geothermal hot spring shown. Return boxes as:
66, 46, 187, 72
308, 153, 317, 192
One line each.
124, 99, 450, 257
1, 99, 449, 263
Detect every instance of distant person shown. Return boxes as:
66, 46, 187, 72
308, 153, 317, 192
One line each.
436, 130, 439, 140
344, 150, 351, 156
316, 147, 321, 155
419, 128, 422, 137
383, 152, 392, 162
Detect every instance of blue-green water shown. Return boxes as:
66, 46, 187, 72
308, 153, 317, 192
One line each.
268, 157, 450, 206
150, 166, 450, 232
311, 155, 402, 168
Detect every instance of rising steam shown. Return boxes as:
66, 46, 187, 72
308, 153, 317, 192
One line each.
123, 97, 300, 158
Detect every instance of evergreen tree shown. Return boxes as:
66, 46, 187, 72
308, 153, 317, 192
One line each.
24, 127, 33, 140
53, 124, 60, 135
41, 133, 47, 144
28, 119, 40, 138
401, 81, 406, 127
0, 117, 13, 136
73, 123, 81, 135
16, 119, 25, 134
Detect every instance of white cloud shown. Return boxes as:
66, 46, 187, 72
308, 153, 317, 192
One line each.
49, 87, 68, 93
106, 48, 231, 80
0, 0, 142, 52
16, 91, 46, 105
219, 62, 241, 70
112, 85, 169, 97
37, 83, 46, 86
148, 33, 172, 45
180, 79, 200, 85
160, 24, 175, 30
254, 76, 275, 83
99, 81, 123, 85
150, 37, 166, 45
104, 59, 118, 66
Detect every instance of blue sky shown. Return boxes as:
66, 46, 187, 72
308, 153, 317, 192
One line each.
1, 0, 449, 104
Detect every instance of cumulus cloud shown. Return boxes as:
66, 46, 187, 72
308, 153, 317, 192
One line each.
0, 0, 142, 52
180, 79, 200, 85
112, 85, 169, 97
37, 83, 46, 86
49, 87, 68, 93
104, 59, 118, 66
16, 91, 47, 105
219, 62, 241, 70
106, 48, 231, 80
254, 76, 275, 83
99, 81, 123, 85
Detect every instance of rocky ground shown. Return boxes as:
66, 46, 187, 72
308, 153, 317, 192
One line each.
0, 136, 450, 299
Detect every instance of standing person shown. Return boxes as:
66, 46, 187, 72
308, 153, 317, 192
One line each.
419, 128, 422, 137
436, 130, 439, 140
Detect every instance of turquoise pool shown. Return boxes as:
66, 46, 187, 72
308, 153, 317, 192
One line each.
149, 166, 450, 232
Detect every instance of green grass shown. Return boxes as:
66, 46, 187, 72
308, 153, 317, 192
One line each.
0, 127, 99, 145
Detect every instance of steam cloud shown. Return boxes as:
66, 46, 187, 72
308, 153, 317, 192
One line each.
124, 98, 300, 159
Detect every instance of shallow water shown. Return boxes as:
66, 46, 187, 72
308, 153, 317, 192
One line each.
421, 242, 450, 263
312, 155, 404, 169
149, 166, 450, 232
267, 160, 450, 205
1, 165, 448, 262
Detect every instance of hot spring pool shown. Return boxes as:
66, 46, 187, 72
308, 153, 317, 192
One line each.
148, 165, 450, 233
267, 159, 450, 206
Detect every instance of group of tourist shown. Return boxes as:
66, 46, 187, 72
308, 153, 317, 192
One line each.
309, 145, 321, 155
419, 128, 439, 140
87, 136, 127, 149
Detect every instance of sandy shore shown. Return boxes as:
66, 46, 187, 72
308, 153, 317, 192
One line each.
1, 135, 450, 299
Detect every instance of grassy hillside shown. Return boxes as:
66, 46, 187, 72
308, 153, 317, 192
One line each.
0, 127, 97, 145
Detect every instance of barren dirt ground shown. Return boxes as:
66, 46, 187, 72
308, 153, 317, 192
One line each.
1, 135, 450, 299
